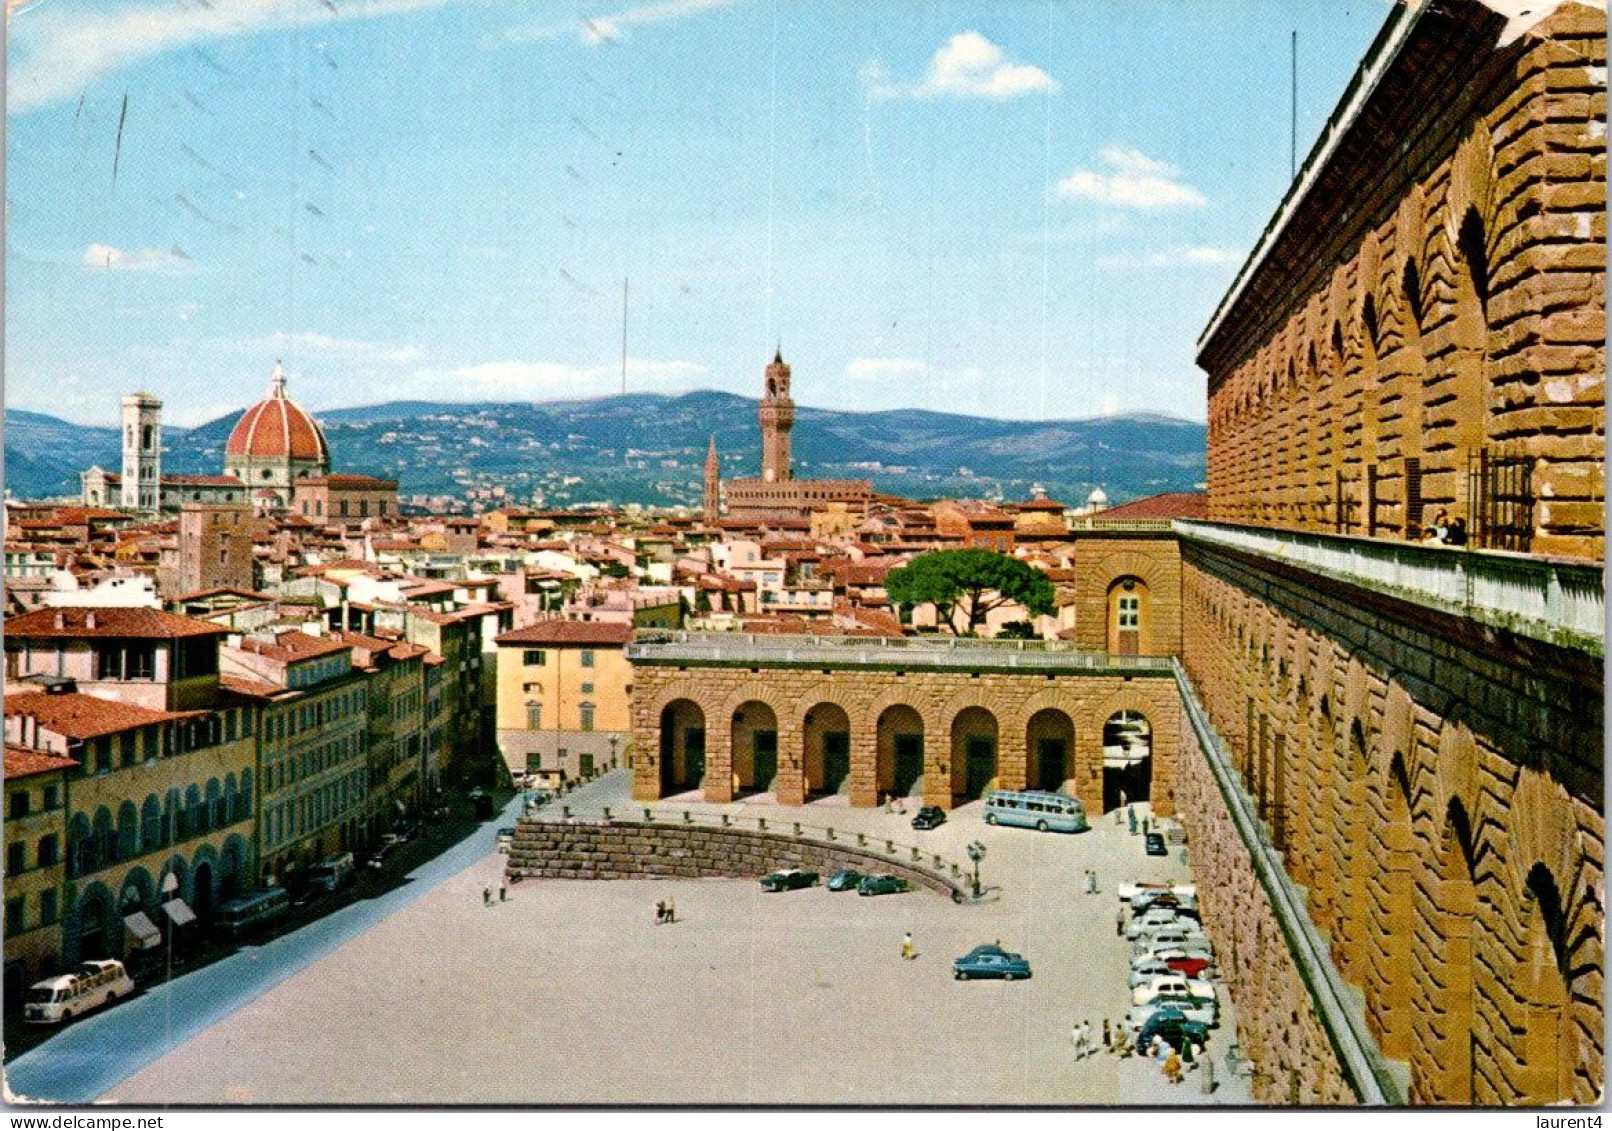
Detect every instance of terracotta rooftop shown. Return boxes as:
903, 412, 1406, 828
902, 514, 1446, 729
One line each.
5, 692, 195, 739
4, 743, 80, 777
172, 585, 272, 603
1091, 491, 1208, 521
300, 473, 398, 488
6, 606, 230, 639
495, 620, 634, 647
237, 631, 351, 662
219, 674, 293, 700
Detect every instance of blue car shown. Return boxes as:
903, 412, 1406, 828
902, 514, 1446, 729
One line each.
953, 943, 1032, 981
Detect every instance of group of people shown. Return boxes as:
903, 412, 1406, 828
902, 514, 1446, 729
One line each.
1071, 1018, 1136, 1059
1071, 1018, 1204, 1084
482, 882, 507, 906
881, 794, 908, 815
1422, 509, 1469, 546
653, 898, 678, 925
1082, 869, 1101, 895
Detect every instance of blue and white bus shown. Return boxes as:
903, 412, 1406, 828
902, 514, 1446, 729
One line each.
983, 789, 1089, 833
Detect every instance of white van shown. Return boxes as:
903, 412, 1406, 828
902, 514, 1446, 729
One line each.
24, 959, 135, 1024
307, 853, 355, 893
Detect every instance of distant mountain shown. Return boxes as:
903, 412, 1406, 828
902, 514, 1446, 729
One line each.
5, 392, 1206, 509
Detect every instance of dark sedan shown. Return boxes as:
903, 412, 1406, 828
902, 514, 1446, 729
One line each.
1144, 832, 1168, 856
1137, 1007, 1210, 1053
826, 869, 865, 891
911, 806, 947, 830
953, 944, 1032, 981
759, 869, 818, 892
856, 873, 910, 896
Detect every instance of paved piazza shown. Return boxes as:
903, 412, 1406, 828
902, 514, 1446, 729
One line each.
105, 773, 1249, 1105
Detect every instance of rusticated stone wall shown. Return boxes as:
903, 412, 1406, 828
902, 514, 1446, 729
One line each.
1173, 709, 1358, 1105
1065, 533, 1183, 657
505, 819, 967, 900
630, 661, 1181, 818
1182, 543, 1604, 1105
1200, 2, 1605, 560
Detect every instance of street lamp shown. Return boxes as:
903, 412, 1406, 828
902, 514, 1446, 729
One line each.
161, 871, 178, 1046
966, 840, 986, 898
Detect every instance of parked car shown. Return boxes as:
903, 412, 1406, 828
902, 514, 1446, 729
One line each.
759, 868, 818, 892
911, 806, 947, 830
1158, 953, 1216, 979
1132, 974, 1217, 1006
826, 869, 864, 891
1117, 881, 1196, 903
367, 840, 398, 870
1125, 907, 1194, 940
1132, 927, 1209, 957
1127, 993, 1217, 1033
307, 853, 356, 893
1144, 832, 1168, 856
1130, 890, 1198, 915
1136, 1007, 1211, 1054
952, 944, 1032, 981
856, 873, 910, 896
1129, 956, 1183, 987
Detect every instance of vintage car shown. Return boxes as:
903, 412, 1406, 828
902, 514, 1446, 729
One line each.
856, 873, 910, 897
759, 868, 819, 892
952, 944, 1032, 981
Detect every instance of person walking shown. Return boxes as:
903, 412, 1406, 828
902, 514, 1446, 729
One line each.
1102, 1018, 1112, 1051
1116, 905, 1126, 936
483, 886, 492, 907
499, 882, 507, 902
1088, 868, 1100, 895
901, 931, 916, 960
666, 898, 676, 924
654, 900, 666, 925
1164, 1046, 1184, 1084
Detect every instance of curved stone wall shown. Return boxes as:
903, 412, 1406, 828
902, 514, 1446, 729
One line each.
506, 819, 968, 901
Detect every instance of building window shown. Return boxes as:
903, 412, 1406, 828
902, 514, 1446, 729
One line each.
8, 792, 28, 819
7, 842, 25, 875
580, 753, 595, 777
579, 702, 596, 732
581, 683, 594, 695
526, 702, 542, 729
523, 650, 547, 666
37, 835, 58, 867
5, 897, 23, 934
580, 650, 595, 668
1118, 595, 1140, 630
39, 889, 57, 926
95, 740, 112, 775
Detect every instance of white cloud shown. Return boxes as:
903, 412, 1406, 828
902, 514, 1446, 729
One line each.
500, 0, 738, 46
450, 357, 707, 394
1056, 146, 1207, 209
1096, 245, 1239, 268
82, 243, 183, 272
867, 31, 1057, 102
261, 331, 424, 365
9, 0, 465, 114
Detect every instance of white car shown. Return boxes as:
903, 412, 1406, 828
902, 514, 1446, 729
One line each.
1117, 881, 1196, 903
1132, 927, 1208, 958
1132, 974, 1217, 1006
1125, 907, 1194, 940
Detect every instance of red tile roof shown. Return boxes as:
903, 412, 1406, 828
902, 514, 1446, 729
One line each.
4, 743, 79, 777
495, 620, 633, 647
237, 631, 351, 662
299, 474, 398, 488
5, 692, 194, 739
5, 607, 230, 639
219, 674, 293, 700
1092, 491, 1208, 521
166, 475, 246, 487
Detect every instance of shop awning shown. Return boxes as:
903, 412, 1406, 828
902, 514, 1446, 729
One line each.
123, 911, 162, 949
161, 898, 196, 927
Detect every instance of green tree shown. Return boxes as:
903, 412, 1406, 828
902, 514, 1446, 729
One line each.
884, 550, 1054, 636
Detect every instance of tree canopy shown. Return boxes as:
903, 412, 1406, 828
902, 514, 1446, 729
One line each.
884, 549, 1055, 636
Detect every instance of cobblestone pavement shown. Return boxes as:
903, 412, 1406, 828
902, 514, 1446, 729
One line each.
106, 772, 1253, 1105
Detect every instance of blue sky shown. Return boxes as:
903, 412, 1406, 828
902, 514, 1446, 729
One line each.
6, 0, 1388, 427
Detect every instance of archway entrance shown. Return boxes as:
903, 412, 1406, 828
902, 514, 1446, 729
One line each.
76, 888, 116, 962
658, 700, 706, 796
804, 703, 851, 797
731, 701, 778, 797
1102, 710, 1151, 811
192, 862, 215, 923
950, 707, 998, 801
1520, 865, 1576, 1104
876, 705, 925, 800
1026, 709, 1074, 793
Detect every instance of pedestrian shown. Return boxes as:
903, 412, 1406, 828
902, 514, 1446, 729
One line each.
499, 882, 507, 902
654, 900, 666, 925
901, 931, 915, 960
1119, 788, 1128, 810
1073, 1020, 1091, 1059
1128, 808, 1138, 835
666, 898, 676, 924
1164, 1047, 1183, 1084
1088, 869, 1100, 895
1181, 1036, 1196, 1070
1116, 905, 1126, 937
1102, 1018, 1112, 1051
1142, 816, 1151, 836
483, 886, 492, 907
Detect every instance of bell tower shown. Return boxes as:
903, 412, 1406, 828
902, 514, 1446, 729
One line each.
120, 392, 162, 513
703, 435, 722, 524
759, 348, 794, 483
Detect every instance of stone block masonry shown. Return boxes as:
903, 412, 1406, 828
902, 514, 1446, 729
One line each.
506, 819, 968, 901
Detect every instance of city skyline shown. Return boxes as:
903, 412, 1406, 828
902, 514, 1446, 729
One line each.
8, 0, 1385, 427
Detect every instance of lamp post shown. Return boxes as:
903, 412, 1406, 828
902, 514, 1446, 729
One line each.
966, 840, 986, 899
608, 735, 619, 771
160, 871, 178, 1046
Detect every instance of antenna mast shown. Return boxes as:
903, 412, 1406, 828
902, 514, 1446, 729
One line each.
620, 277, 629, 396
1290, 30, 1298, 181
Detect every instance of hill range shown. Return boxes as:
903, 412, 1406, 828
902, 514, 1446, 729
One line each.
5, 391, 1205, 510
